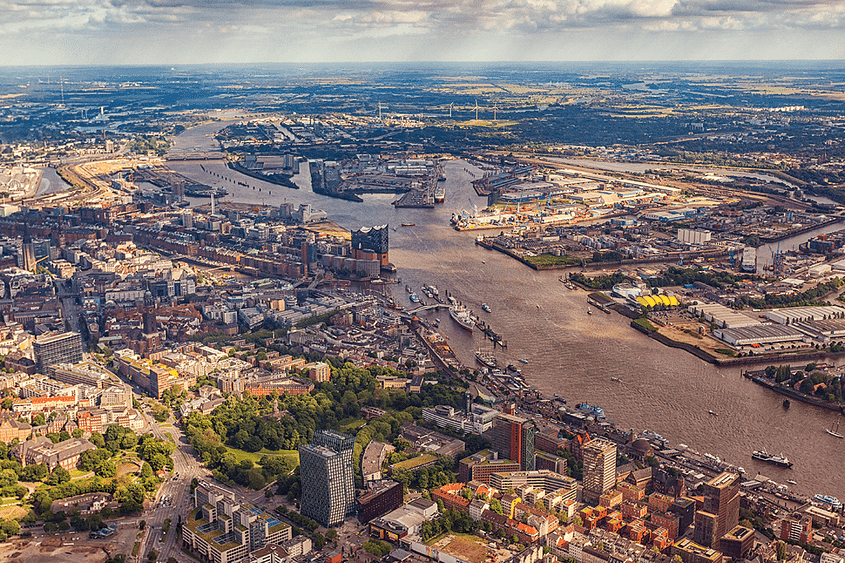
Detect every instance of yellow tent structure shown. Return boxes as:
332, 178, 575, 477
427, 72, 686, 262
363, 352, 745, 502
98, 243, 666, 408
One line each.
659, 295, 671, 306
668, 295, 680, 306
644, 296, 657, 307
636, 297, 650, 307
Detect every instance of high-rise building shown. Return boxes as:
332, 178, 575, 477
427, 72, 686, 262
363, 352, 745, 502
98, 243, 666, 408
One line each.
485, 411, 537, 471
299, 430, 356, 527
34, 332, 83, 370
351, 225, 389, 267
582, 437, 617, 504
693, 472, 740, 549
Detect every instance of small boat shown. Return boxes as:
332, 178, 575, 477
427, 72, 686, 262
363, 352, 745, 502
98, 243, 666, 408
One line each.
401, 222, 415, 227
536, 304, 540, 309
708, 410, 718, 416
481, 260, 486, 264
787, 480, 797, 485
481, 303, 491, 313
406, 285, 412, 293
518, 358, 529, 364
587, 309, 592, 315
409, 293, 420, 303
610, 377, 621, 382
783, 399, 790, 408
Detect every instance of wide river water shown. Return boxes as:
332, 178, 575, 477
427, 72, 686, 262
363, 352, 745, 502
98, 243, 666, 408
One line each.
169, 121, 844, 500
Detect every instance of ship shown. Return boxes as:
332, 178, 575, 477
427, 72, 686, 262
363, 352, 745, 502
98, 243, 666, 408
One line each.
449, 304, 475, 332
475, 351, 498, 369
813, 494, 842, 509
434, 185, 445, 203
752, 450, 793, 468
825, 417, 843, 439
576, 403, 606, 419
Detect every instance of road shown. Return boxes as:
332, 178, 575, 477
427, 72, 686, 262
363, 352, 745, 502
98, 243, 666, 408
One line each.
136, 398, 212, 563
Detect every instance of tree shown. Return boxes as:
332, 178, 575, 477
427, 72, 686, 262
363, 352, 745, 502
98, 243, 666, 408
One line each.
139, 520, 146, 530
148, 550, 158, 562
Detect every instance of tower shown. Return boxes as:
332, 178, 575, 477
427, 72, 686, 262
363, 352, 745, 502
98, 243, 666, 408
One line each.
485, 412, 537, 471
694, 472, 741, 549
582, 437, 617, 505
299, 430, 356, 527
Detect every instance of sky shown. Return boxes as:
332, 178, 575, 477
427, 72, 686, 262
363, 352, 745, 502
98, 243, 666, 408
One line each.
1, 0, 844, 65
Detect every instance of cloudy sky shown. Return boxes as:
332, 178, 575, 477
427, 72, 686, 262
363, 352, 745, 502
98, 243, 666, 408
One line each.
1, 0, 844, 65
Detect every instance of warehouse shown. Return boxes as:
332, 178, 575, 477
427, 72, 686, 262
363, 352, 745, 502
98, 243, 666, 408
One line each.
687, 303, 760, 328
766, 306, 845, 325
714, 324, 805, 346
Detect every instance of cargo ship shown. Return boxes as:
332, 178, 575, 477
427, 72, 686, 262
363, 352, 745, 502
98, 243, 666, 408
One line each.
449, 304, 475, 332
752, 450, 793, 468
434, 185, 445, 203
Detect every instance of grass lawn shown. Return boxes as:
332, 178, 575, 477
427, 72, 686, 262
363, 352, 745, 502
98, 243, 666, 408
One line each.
341, 418, 366, 430
225, 447, 299, 468
428, 533, 488, 563
159, 423, 173, 428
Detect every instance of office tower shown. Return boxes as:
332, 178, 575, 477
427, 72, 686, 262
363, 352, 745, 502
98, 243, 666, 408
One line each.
34, 332, 83, 370
693, 472, 740, 549
21, 236, 36, 272
485, 411, 537, 471
582, 437, 617, 504
299, 430, 356, 527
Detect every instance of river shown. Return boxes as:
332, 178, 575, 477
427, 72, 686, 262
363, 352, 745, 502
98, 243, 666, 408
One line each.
169, 121, 845, 501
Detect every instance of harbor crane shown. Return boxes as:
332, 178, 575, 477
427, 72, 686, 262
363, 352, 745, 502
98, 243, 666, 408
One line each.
468, 198, 479, 218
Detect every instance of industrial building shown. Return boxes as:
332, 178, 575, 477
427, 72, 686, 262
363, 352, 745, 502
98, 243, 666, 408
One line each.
766, 306, 845, 325
714, 324, 805, 346
686, 303, 760, 328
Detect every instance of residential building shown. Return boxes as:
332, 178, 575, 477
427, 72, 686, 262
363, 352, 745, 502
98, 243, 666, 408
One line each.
182, 481, 292, 563
0, 417, 32, 442
582, 438, 617, 504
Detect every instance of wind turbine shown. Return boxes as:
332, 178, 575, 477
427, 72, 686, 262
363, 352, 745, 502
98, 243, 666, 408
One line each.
474, 99, 479, 120
493, 103, 498, 121
449, 102, 453, 118
378, 102, 383, 120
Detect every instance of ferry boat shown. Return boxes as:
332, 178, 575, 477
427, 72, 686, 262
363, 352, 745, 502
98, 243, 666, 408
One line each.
752, 450, 793, 468
813, 494, 842, 509
409, 293, 420, 303
481, 303, 492, 313
449, 304, 475, 332
434, 185, 445, 203
576, 403, 606, 419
